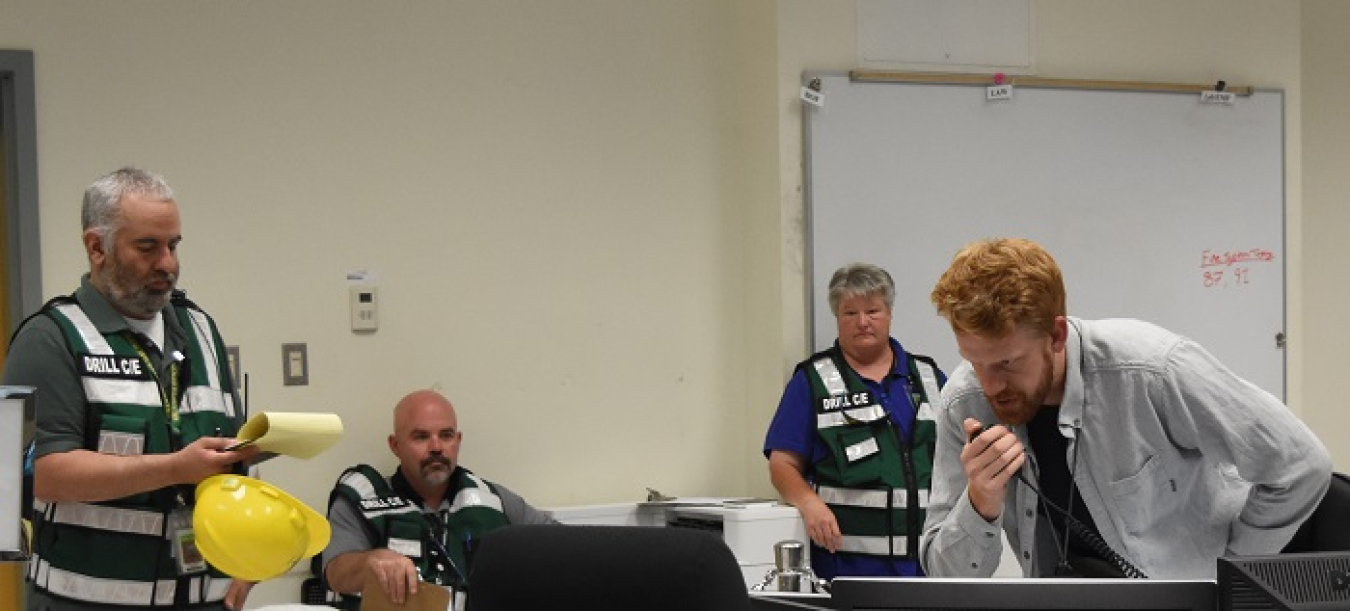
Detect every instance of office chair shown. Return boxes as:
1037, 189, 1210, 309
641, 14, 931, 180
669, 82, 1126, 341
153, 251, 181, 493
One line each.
466, 524, 752, 611
1282, 471, 1350, 553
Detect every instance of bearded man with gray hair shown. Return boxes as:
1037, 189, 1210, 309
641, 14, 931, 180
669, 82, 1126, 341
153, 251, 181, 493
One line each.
6, 167, 259, 610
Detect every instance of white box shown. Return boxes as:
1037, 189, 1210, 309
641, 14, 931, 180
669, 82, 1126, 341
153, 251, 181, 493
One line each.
546, 501, 807, 588
663, 505, 806, 587
546, 502, 663, 527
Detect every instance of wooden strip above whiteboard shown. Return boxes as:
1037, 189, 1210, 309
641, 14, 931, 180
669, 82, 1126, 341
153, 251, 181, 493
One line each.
849, 70, 1255, 96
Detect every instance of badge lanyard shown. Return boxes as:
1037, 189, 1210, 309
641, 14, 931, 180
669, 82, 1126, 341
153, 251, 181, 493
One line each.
128, 335, 203, 575
127, 336, 181, 433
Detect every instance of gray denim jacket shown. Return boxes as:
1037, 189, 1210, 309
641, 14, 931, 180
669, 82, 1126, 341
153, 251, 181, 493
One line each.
919, 317, 1331, 579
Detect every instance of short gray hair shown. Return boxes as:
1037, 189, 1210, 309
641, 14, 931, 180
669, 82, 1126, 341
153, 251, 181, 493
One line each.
82, 167, 175, 247
827, 263, 896, 315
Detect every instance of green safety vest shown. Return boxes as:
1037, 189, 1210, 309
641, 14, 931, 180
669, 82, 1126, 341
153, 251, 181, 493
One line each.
330, 464, 510, 610
803, 346, 942, 560
27, 295, 240, 607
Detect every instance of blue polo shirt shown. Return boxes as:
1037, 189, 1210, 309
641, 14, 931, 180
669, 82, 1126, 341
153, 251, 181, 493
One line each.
763, 337, 929, 579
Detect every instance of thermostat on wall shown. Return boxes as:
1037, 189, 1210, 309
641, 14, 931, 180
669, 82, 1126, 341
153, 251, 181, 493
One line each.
350, 285, 378, 332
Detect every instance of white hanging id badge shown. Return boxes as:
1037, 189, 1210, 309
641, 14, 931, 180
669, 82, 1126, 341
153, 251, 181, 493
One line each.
169, 509, 207, 574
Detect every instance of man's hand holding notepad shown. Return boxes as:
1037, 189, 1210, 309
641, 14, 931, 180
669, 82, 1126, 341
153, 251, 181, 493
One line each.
223, 412, 343, 463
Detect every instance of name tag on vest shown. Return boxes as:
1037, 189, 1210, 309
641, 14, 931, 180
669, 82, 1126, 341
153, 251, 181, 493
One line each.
819, 390, 874, 411
77, 353, 151, 380
360, 496, 410, 511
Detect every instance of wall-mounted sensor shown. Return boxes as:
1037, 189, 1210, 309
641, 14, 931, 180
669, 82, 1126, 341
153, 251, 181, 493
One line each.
350, 285, 378, 332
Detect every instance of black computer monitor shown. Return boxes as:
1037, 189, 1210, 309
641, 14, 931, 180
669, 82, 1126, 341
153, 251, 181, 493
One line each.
1217, 551, 1350, 610
831, 577, 1216, 610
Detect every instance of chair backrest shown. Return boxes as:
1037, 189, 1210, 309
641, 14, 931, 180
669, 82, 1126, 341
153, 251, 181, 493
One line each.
1282, 472, 1350, 553
466, 524, 752, 611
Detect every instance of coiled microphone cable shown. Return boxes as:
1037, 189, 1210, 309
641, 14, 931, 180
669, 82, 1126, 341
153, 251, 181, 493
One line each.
971, 425, 1148, 579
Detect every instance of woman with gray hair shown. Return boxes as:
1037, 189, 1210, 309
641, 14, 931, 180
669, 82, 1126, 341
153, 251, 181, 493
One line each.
763, 263, 946, 580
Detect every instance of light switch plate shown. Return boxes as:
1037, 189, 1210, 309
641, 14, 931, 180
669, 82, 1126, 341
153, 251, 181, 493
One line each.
282, 343, 308, 386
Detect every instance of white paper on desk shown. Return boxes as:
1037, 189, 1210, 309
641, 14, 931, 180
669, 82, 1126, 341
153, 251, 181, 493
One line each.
233, 412, 343, 459
640, 496, 763, 507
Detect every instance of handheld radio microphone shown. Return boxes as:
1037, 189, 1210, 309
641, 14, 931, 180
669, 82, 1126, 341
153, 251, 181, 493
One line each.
966, 423, 1147, 579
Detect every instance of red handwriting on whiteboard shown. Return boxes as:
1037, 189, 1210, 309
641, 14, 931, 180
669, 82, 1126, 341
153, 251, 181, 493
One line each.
1200, 248, 1275, 268
1199, 248, 1275, 289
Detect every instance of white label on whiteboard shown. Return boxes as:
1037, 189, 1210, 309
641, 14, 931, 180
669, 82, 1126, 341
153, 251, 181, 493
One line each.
801, 86, 824, 108
1200, 90, 1236, 105
987, 85, 1013, 101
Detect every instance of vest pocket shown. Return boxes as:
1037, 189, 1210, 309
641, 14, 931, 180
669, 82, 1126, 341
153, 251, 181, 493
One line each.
96, 414, 149, 456
388, 521, 425, 559
826, 426, 885, 486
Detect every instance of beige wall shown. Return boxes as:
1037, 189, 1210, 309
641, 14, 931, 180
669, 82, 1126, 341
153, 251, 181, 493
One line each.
6, 0, 757, 506
1, 1, 1344, 606
1301, 0, 1350, 467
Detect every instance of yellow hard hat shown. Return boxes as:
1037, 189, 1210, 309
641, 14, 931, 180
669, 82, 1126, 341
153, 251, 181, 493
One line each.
193, 475, 332, 581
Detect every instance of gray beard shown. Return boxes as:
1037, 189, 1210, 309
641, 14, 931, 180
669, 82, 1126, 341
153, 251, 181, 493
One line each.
96, 265, 174, 319
422, 468, 452, 487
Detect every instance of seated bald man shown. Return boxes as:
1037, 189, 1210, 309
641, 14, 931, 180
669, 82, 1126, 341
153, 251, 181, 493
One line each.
321, 390, 557, 608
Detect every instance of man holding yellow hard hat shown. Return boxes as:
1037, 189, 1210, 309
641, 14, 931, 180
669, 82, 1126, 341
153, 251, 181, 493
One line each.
5, 168, 261, 610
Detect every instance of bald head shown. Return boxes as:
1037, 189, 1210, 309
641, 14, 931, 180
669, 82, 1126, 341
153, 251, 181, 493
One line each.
393, 389, 458, 432
388, 390, 462, 499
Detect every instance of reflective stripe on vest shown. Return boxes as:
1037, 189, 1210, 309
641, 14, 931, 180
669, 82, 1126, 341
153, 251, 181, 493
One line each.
816, 403, 887, 429
29, 558, 229, 606
183, 385, 231, 416
34, 500, 165, 537
98, 430, 145, 455
838, 534, 906, 556
83, 375, 161, 410
812, 358, 849, 396
913, 358, 941, 415
844, 437, 879, 462
185, 309, 223, 396
54, 303, 112, 352
817, 485, 930, 509
388, 537, 422, 558
339, 469, 379, 499
451, 473, 505, 513
181, 308, 235, 417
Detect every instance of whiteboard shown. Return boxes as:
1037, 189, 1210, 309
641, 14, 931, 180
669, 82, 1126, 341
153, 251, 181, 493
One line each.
805, 74, 1285, 398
